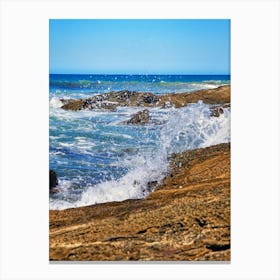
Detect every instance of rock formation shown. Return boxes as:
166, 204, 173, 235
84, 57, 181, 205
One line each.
124, 109, 150, 125
60, 85, 230, 111
49, 143, 230, 261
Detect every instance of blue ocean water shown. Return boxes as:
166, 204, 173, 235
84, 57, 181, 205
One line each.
50, 74, 230, 96
49, 74, 230, 209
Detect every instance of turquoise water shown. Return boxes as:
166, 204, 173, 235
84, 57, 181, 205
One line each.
49, 74, 230, 209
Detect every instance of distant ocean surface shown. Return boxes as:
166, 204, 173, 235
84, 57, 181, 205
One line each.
49, 74, 230, 209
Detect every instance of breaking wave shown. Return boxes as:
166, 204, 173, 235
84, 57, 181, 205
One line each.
49, 101, 230, 210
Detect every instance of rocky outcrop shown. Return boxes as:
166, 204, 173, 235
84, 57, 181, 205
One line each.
124, 109, 150, 125
160, 85, 230, 108
61, 85, 230, 111
61, 91, 159, 111
49, 143, 230, 261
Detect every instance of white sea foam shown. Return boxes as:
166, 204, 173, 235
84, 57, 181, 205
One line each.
159, 101, 230, 154
74, 138, 96, 155
201, 84, 220, 89
60, 142, 74, 147
49, 97, 63, 108
49, 150, 66, 156
188, 83, 219, 90
50, 104, 111, 122
50, 101, 230, 210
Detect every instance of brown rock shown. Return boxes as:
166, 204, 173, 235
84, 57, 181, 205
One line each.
49, 143, 230, 261
159, 85, 230, 108
210, 103, 231, 117
124, 109, 150, 125
61, 85, 230, 111
61, 99, 84, 111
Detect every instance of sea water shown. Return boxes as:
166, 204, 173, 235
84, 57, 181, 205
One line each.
49, 74, 230, 210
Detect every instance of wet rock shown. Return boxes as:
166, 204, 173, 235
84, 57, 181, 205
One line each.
210, 103, 230, 117
115, 90, 134, 100
49, 170, 58, 193
146, 180, 158, 193
124, 109, 150, 125
210, 106, 224, 117
61, 99, 84, 111
143, 95, 159, 104
161, 101, 174, 109
61, 85, 231, 111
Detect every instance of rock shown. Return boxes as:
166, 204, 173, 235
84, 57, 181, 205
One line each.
49, 170, 58, 192
210, 103, 230, 117
49, 143, 230, 261
124, 109, 150, 125
161, 101, 174, 108
210, 106, 224, 117
143, 95, 159, 104
61, 85, 231, 111
60, 99, 84, 111
146, 180, 158, 193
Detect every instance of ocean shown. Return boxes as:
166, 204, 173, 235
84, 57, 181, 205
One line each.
49, 74, 230, 210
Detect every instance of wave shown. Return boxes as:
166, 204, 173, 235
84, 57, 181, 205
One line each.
49, 102, 230, 210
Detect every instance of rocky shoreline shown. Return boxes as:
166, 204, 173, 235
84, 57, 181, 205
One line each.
49, 142, 230, 261
50, 85, 230, 261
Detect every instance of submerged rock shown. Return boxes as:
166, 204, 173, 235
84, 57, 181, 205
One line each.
124, 109, 150, 125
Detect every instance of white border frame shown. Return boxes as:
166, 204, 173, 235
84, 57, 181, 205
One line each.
1, 0, 279, 279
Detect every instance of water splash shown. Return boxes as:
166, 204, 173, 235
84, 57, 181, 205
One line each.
50, 101, 230, 210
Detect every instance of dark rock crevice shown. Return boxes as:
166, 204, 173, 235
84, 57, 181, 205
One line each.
205, 244, 230, 251
195, 218, 207, 227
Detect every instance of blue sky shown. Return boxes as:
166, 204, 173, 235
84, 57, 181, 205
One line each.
49, 19, 230, 74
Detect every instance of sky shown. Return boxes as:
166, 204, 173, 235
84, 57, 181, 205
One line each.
49, 19, 230, 75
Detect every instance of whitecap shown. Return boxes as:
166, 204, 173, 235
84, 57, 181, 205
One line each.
49, 97, 63, 108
